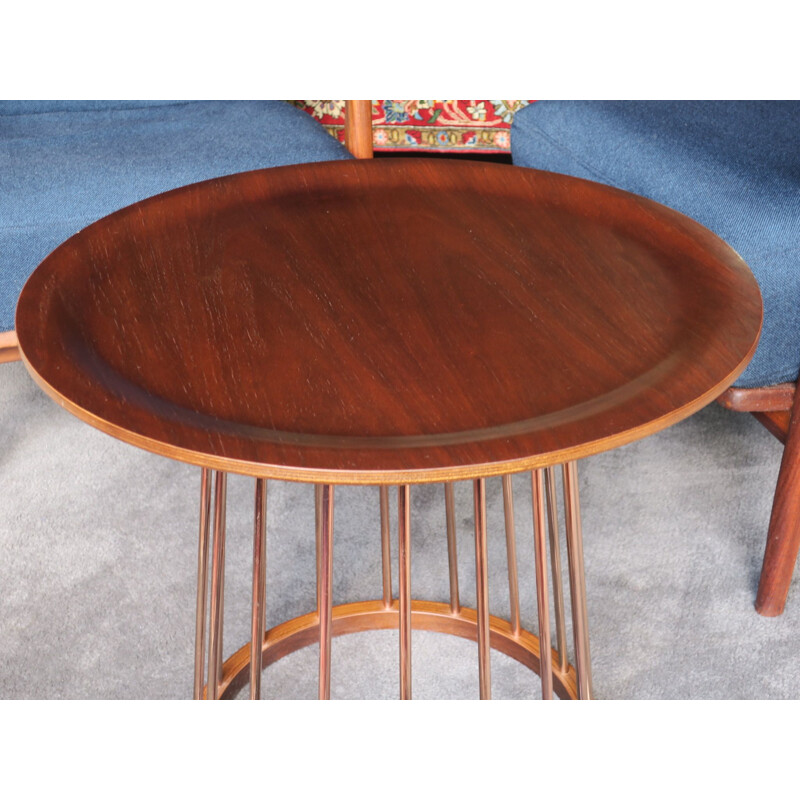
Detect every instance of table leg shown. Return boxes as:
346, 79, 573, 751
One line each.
531, 469, 553, 699
315, 485, 322, 615
217, 484, 227, 681
193, 468, 212, 700
380, 486, 392, 608
545, 466, 569, 674
444, 483, 460, 614
318, 484, 334, 700
398, 484, 412, 699
473, 478, 491, 700
207, 471, 227, 700
502, 475, 521, 637
199, 470, 592, 701
250, 479, 267, 700
563, 461, 593, 700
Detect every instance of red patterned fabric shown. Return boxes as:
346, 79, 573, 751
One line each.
291, 100, 533, 153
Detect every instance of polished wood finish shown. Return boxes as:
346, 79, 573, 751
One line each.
717, 383, 794, 412
756, 393, 800, 616
208, 599, 579, 701
717, 379, 800, 613
0, 330, 20, 364
16, 159, 762, 485
753, 410, 791, 444
344, 100, 374, 159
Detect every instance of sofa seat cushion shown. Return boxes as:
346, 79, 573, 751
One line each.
1, 100, 352, 333
510, 100, 800, 388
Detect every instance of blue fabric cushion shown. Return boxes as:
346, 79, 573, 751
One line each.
511, 101, 800, 388
1, 100, 352, 333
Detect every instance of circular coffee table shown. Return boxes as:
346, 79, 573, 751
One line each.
16, 159, 762, 699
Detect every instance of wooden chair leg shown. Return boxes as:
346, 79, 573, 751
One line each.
756, 391, 800, 616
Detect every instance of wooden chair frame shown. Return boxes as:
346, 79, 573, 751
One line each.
717, 384, 800, 615
6, 99, 797, 616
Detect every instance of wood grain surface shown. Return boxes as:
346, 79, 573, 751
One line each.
16, 159, 762, 484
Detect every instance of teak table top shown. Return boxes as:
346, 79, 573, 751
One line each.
16, 159, 762, 484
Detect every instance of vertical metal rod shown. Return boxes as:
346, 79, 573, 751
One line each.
193, 468, 212, 700
250, 479, 268, 700
216, 477, 227, 680
473, 478, 491, 700
207, 471, 227, 700
398, 484, 412, 700
532, 469, 553, 699
380, 486, 392, 608
318, 484, 334, 700
444, 482, 460, 614
502, 475, 521, 636
315, 484, 323, 615
545, 466, 569, 673
563, 461, 593, 700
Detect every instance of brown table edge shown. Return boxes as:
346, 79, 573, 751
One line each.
18, 333, 760, 486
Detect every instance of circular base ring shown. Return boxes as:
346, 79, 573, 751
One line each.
207, 599, 578, 699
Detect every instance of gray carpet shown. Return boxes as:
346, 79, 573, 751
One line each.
1, 359, 798, 700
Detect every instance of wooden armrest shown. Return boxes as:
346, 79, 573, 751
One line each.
717, 383, 796, 412
0, 330, 20, 363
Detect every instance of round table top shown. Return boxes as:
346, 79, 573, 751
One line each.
17, 159, 762, 484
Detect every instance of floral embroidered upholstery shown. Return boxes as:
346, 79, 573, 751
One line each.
292, 100, 533, 153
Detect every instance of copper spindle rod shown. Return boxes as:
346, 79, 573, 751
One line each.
563, 461, 593, 700
532, 469, 553, 699
545, 466, 569, 673
318, 485, 334, 700
315, 484, 323, 615
473, 478, 491, 700
207, 471, 227, 700
398, 484, 412, 700
216, 477, 227, 680
380, 485, 392, 608
502, 475, 521, 636
444, 482, 460, 614
250, 479, 267, 700
193, 468, 212, 700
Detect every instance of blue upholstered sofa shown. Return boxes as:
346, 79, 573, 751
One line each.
0, 100, 354, 362
511, 100, 800, 614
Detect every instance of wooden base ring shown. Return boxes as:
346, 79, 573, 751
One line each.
205, 599, 578, 700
